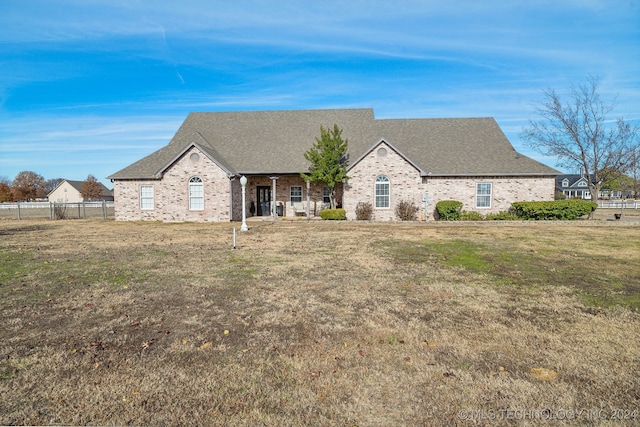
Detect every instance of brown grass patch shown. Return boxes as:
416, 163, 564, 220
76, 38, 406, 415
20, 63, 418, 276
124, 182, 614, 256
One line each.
1, 219, 639, 425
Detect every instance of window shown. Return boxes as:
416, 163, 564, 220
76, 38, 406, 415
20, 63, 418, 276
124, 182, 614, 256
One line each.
290, 186, 302, 204
323, 186, 330, 203
562, 179, 569, 188
189, 176, 204, 210
140, 185, 154, 210
476, 183, 492, 208
375, 175, 390, 208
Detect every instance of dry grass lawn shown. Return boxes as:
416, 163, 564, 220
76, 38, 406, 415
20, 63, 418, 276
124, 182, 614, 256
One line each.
1, 219, 639, 426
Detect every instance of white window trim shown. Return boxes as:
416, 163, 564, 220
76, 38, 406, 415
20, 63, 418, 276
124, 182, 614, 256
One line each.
322, 186, 330, 203
476, 182, 492, 209
189, 176, 204, 211
290, 186, 303, 204
140, 185, 154, 210
375, 175, 390, 209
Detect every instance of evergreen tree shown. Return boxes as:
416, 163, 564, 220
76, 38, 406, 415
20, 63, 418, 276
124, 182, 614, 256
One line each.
301, 124, 349, 209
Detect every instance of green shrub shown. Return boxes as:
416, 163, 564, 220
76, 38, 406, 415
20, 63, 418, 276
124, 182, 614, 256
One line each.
355, 202, 373, 220
319, 208, 346, 220
459, 210, 484, 221
395, 199, 419, 221
510, 200, 597, 220
435, 200, 463, 220
484, 211, 519, 220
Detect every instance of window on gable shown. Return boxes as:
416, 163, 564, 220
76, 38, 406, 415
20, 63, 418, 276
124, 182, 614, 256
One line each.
578, 180, 587, 187
375, 175, 390, 208
140, 185, 154, 210
562, 179, 569, 188
189, 176, 204, 210
476, 183, 492, 208
290, 186, 302, 204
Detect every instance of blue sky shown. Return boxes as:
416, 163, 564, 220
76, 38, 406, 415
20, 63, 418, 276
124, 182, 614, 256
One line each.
1, 0, 639, 186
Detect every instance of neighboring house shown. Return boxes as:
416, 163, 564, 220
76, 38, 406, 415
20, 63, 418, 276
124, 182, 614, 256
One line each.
107, 108, 558, 222
555, 174, 592, 199
555, 173, 635, 200
48, 179, 114, 203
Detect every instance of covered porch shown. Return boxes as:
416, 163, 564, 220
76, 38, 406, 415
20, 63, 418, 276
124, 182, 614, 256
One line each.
233, 174, 341, 221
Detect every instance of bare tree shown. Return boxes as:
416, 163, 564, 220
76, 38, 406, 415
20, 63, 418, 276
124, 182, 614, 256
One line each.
521, 76, 638, 205
43, 178, 64, 195
632, 145, 640, 199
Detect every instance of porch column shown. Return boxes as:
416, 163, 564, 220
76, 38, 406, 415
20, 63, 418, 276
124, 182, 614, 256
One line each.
306, 180, 310, 219
270, 176, 279, 220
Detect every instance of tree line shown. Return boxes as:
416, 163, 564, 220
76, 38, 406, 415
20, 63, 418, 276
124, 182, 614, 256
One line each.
0, 172, 106, 202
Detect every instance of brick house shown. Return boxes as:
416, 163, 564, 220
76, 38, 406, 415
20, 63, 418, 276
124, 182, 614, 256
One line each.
107, 108, 558, 222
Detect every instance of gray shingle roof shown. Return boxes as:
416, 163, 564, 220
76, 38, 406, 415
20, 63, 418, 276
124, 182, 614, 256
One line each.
49, 179, 113, 197
107, 108, 558, 179
371, 117, 557, 176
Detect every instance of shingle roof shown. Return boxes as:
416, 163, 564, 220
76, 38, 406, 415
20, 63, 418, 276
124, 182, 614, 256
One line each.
50, 180, 113, 197
555, 174, 591, 188
371, 117, 558, 176
107, 108, 558, 179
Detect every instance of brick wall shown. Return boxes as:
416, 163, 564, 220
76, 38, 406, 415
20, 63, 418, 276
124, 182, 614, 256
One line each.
343, 142, 424, 221
426, 176, 555, 217
114, 143, 555, 222
114, 147, 232, 222
343, 142, 555, 221
114, 178, 162, 221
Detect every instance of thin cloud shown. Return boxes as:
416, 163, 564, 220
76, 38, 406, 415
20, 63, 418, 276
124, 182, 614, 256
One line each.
0, 0, 638, 181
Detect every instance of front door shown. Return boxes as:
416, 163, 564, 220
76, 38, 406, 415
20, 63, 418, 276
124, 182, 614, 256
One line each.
257, 186, 271, 216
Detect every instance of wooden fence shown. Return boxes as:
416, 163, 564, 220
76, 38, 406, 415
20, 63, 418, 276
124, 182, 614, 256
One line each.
0, 201, 115, 220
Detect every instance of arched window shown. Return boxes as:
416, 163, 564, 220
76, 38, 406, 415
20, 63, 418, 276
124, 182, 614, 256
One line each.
375, 175, 390, 208
189, 176, 204, 210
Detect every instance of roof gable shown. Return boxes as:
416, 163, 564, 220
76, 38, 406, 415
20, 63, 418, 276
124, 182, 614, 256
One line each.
48, 179, 112, 198
556, 174, 591, 188
349, 138, 426, 175
157, 142, 236, 178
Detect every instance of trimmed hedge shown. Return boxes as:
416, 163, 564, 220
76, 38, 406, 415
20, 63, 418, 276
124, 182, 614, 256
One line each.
319, 208, 346, 220
435, 200, 463, 220
510, 200, 597, 220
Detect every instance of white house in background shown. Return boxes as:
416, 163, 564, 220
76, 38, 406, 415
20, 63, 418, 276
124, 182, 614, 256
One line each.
47, 180, 114, 203
108, 108, 559, 222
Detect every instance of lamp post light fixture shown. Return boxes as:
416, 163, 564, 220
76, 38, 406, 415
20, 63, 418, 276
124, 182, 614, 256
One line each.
240, 175, 248, 231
